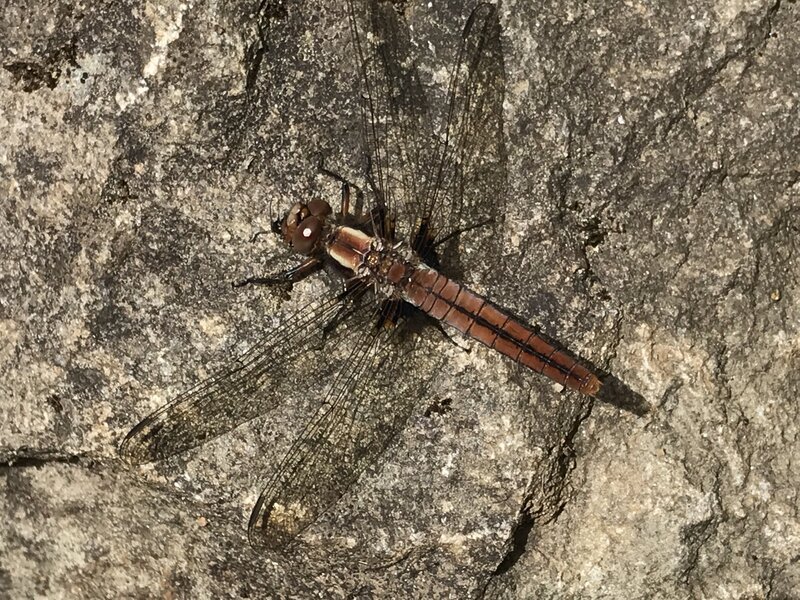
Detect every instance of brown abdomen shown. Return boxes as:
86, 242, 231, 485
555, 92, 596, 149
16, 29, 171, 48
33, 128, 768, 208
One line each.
402, 267, 601, 396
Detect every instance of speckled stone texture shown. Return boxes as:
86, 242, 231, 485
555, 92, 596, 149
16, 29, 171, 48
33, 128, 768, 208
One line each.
1, 0, 798, 598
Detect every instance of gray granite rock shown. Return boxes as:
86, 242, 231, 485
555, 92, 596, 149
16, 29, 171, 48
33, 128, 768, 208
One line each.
2, 0, 797, 598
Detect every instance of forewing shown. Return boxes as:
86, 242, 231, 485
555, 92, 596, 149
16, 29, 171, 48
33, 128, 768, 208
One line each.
415, 3, 508, 268
346, 0, 433, 240
119, 283, 370, 463
346, 2, 507, 270
247, 307, 431, 550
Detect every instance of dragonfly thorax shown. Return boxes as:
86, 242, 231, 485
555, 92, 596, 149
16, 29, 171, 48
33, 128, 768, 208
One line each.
358, 241, 416, 290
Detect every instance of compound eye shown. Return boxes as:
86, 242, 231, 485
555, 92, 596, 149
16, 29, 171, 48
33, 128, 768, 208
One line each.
307, 199, 332, 217
291, 216, 323, 254
287, 203, 310, 227
281, 203, 311, 242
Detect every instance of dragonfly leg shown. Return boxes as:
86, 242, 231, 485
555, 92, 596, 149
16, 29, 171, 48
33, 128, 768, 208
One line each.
434, 217, 495, 248
339, 181, 358, 219
320, 281, 368, 339
433, 320, 471, 352
248, 229, 273, 243
233, 257, 323, 288
316, 157, 365, 218
315, 156, 389, 239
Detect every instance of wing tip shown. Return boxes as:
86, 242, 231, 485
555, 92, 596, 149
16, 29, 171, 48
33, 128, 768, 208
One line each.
118, 436, 146, 465
247, 496, 310, 553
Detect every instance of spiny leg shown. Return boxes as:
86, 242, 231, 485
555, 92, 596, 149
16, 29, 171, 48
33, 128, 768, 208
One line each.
248, 229, 272, 243
433, 320, 471, 352
317, 156, 365, 219
233, 257, 323, 289
434, 217, 495, 248
418, 216, 495, 268
320, 279, 369, 339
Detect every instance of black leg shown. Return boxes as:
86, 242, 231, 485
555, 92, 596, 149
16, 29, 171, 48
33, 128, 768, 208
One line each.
317, 156, 365, 218
249, 229, 272, 243
434, 217, 495, 248
320, 281, 368, 339
433, 320, 470, 352
373, 203, 395, 241
232, 257, 323, 288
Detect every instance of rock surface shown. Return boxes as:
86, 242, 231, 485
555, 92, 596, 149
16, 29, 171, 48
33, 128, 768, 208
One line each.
2, 0, 798, 598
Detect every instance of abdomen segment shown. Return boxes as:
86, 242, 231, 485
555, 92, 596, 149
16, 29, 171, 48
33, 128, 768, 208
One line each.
402, 267, 602, 396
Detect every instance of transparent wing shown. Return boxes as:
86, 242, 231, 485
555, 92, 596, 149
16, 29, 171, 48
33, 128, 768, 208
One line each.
415, 4, 507, 267
119, 282, 371, 463
247, 302, 432, 550
346, 0, 432, 240
346, 1, 507, 268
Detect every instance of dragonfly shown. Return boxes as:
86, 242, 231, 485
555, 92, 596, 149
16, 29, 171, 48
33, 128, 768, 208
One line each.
120, 0, 602, 551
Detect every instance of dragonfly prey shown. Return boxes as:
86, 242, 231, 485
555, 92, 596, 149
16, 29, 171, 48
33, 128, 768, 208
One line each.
120, 0, 602, 550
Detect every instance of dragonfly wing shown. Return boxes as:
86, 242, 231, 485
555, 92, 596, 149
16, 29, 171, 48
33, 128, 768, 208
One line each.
247, 308, 431, 550
346, 0, 433, 240
346, 1, 507, 271
119, 282, 371, 463
418, 4, 508, 270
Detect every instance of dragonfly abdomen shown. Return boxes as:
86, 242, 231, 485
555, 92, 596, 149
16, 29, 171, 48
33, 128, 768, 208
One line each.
403, 267, 601, 397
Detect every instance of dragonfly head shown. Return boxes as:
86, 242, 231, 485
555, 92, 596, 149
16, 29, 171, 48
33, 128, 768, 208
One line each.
276, 200, 333, 255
